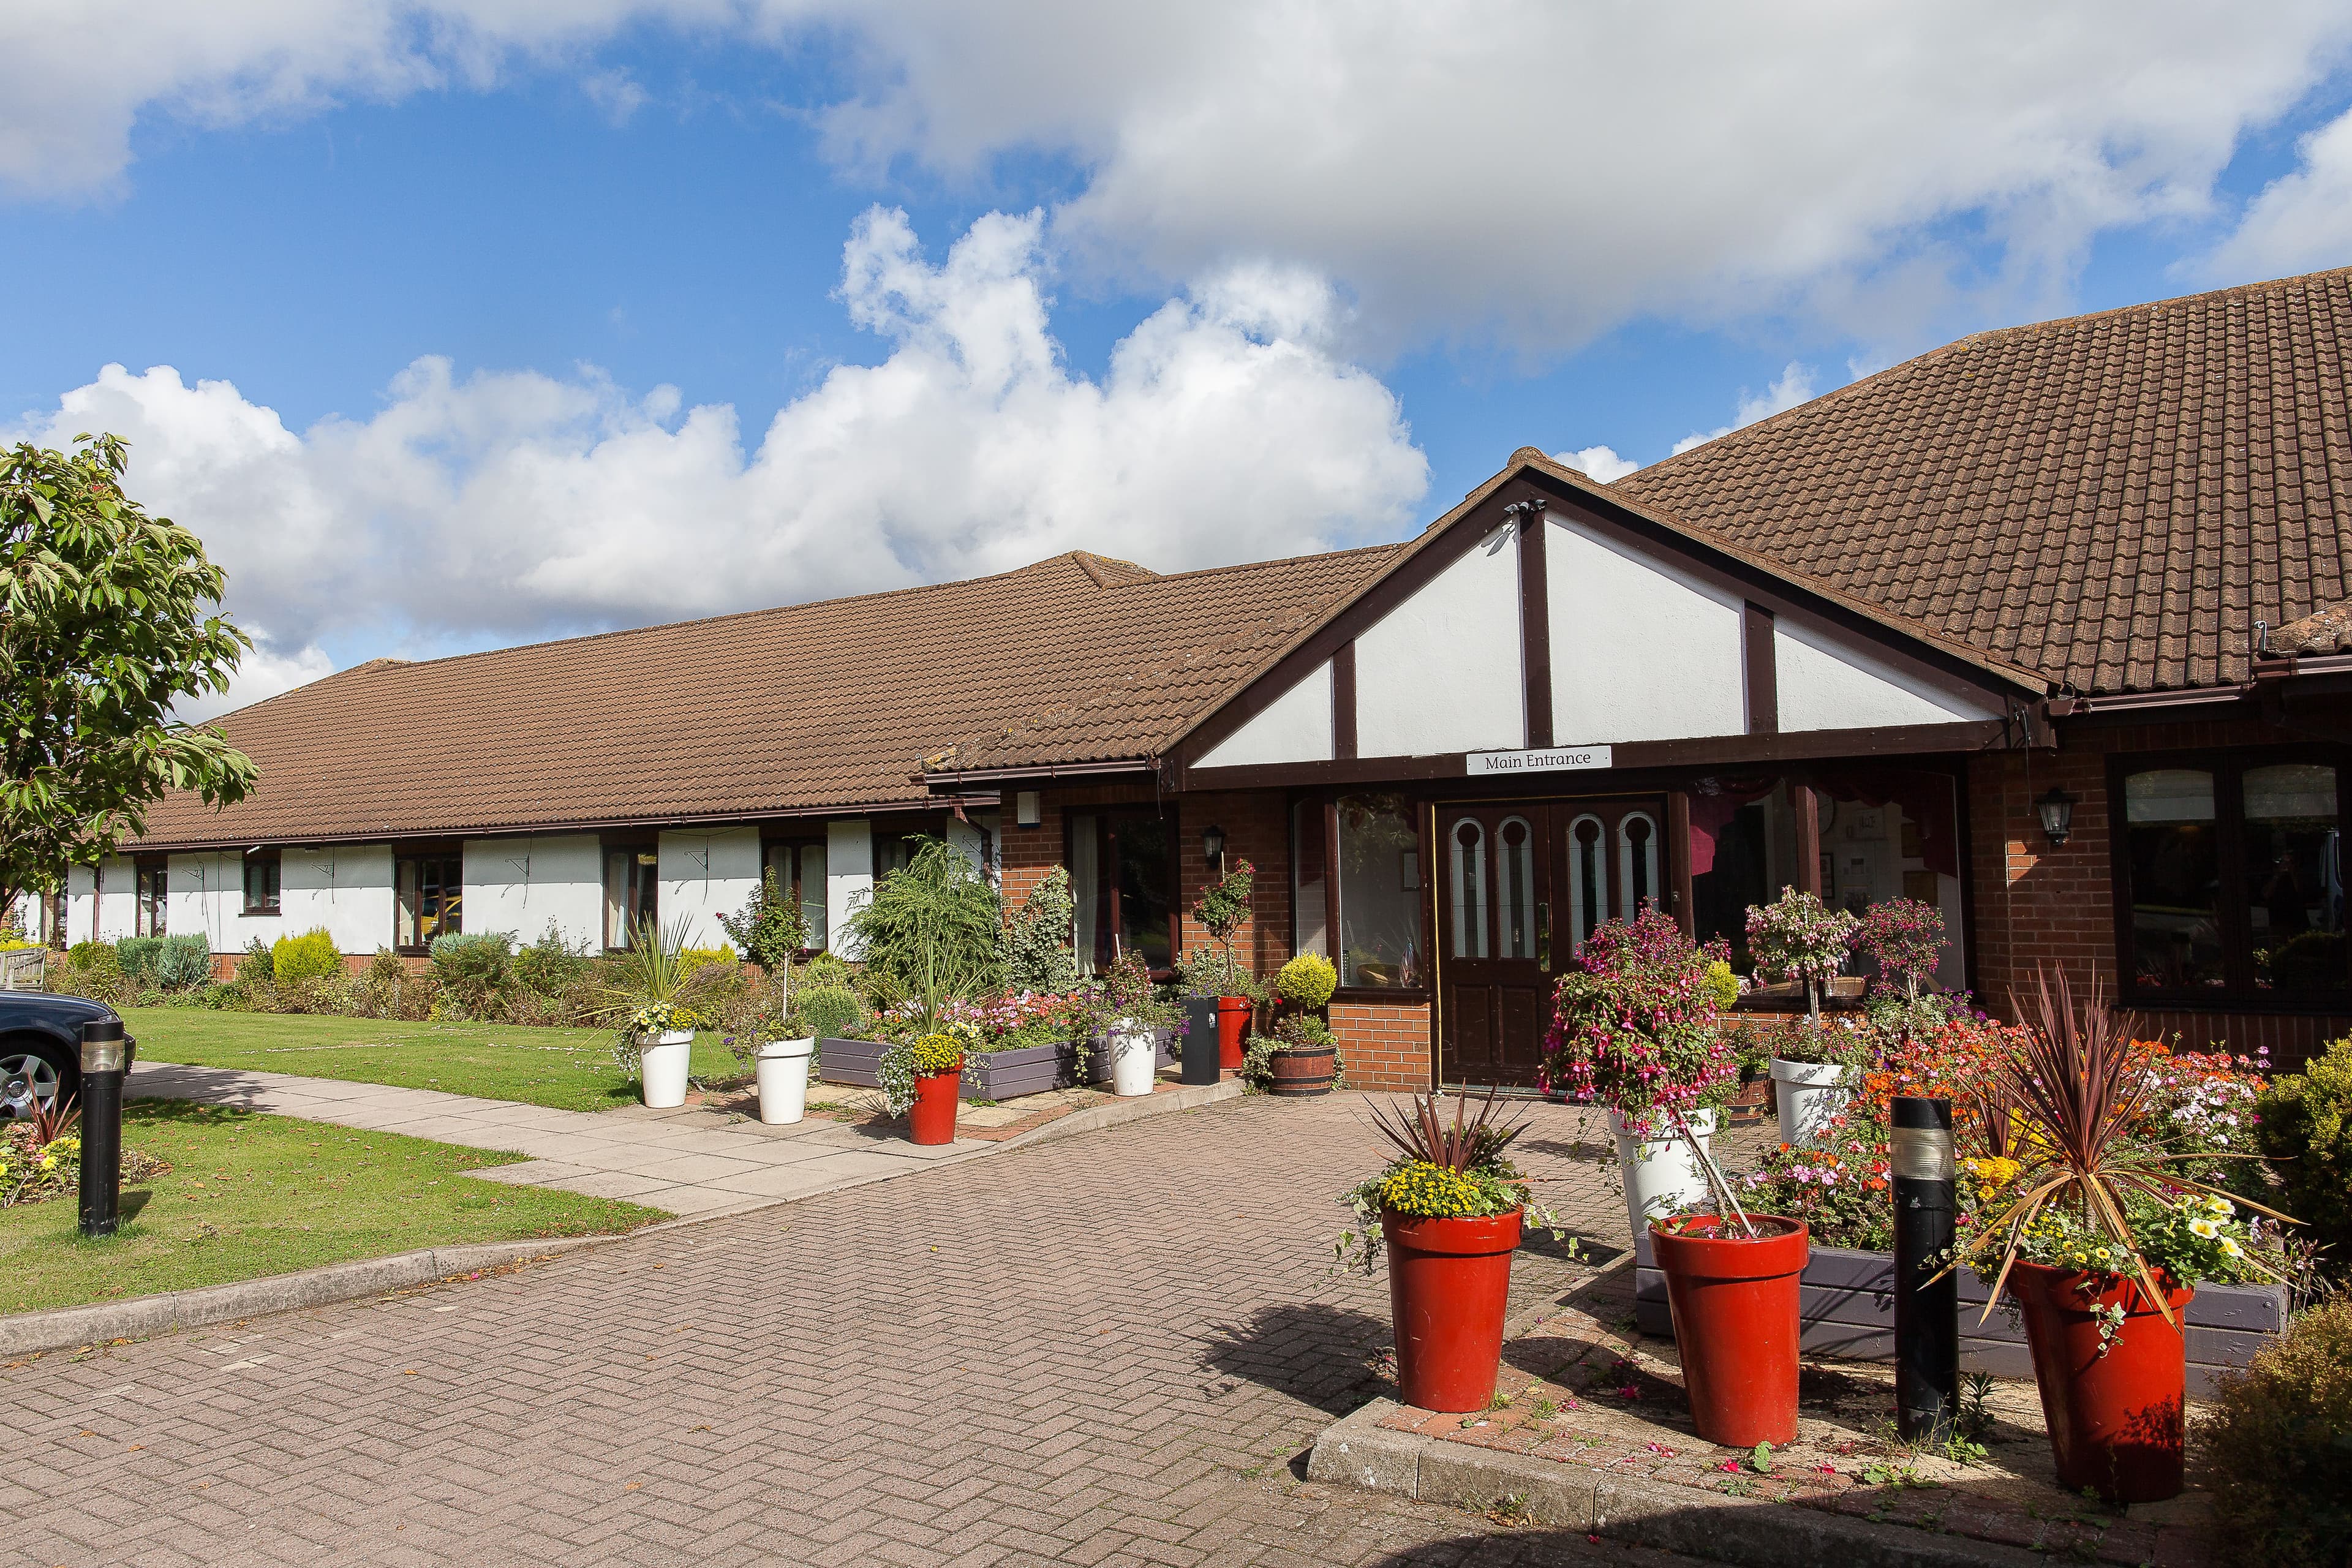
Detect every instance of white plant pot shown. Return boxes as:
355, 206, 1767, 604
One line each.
1107, 1021, 1157, 1098
1609, 1107, 1717, 1240
638, 1030, 695, 1109
755, 1036, 816, 1125
1770, 1057, 1853, 1145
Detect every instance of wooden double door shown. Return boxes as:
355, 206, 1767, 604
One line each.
1437, 797, 1669, 1089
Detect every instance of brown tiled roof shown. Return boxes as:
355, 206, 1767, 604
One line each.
1615, 267, 2352, 696
140, 548, 1397, 849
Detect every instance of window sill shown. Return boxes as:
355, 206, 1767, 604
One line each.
239, 909, 281, 918
1331, 986, 1430, 1006
2120, 990, 2352, 1017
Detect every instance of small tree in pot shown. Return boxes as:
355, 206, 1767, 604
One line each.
594, 916, 707, 1109
1191, 858, 1257, 1069
720, 871, 815, 1123
1746, 887, 1863, 1144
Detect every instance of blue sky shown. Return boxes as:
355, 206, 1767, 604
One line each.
6, 4, 2352, 712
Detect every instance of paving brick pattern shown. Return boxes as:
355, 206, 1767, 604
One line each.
1, 1095, 1703, 1567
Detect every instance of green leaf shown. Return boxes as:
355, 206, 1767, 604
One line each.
1751, 1441, 1773, 1474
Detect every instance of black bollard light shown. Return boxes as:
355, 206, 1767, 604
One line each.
78, 1018, 127, 1238
1180, 996, 1223, 1085
1891, 1095, 1957, 1443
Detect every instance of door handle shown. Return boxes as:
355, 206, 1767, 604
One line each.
1536, 901, 1551, 973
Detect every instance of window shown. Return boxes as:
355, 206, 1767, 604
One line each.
604, 846, 660, 949
394, 854, 463, 951
873, 831, 925, 881
2117, 753, 2346, 1000
1068, 810, 1177, 973
242, 852, 281, 916
1448, 817, 1488, 959
1337, 793, 1423, 989
135, 862, 168, 937
763, 840, 829, 952
1291, 797, 1329, 957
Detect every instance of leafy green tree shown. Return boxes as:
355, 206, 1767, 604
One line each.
719, 867, 809, 973
1, 434, 256, 918
846, 838, 1003, 1001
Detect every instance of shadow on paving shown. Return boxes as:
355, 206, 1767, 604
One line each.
1199, 1300, 1395, 1417
1370, 1526, 1705, 1565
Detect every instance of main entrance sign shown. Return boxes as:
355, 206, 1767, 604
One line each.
1466, 744, 1613, 776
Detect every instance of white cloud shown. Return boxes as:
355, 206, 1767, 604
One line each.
581, 68, 649, 126
12, 207, 1427, 708
1670, 363, 1819, 456
1555, 445, 1637, 484
179, 639, 337, 724
7, 4, 2350, 353
2203, 105, 2352, 281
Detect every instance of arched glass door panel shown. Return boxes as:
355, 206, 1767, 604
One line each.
1618, 811, 1660, 916
1449, 818, 1489, 958
1569, 814, 1605, 952
1497, 816, 1537, 960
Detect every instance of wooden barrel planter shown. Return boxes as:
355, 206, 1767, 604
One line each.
1268, 1044, 1336, 1096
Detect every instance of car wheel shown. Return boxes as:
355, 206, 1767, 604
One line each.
0, 1036, 75, 1120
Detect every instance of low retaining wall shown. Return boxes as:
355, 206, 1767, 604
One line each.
816, 1031, 1174, 1100
1630, 1235, 2283, 1398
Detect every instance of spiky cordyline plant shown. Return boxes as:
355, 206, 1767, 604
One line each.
1368, 1082, 1529, 1174
1956, 966, 2290, 1324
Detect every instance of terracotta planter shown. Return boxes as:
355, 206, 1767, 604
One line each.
1267, 1044, 1336, 1096
1216, 996, 1251, 1070
1648, 1213, 1810, 1446
908, 1067, 961, 1145
2008, 1261, 2192, 1504
1382, 1208, 1523, 1412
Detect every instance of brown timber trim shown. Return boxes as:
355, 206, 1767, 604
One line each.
1743, 601, 1779, 735
1181, 717, 2015, 791
1333, 642, 1359, 760
1793, 782, 1823, 897
1519, 511, 1553, 748
1322, 796, 1343, 976
1667, 791, 1695, 934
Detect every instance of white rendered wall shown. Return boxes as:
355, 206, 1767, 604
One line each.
279, 845, 394, 953
1197, 661, 1335, 769
1774, 617, 2002, 731
946, 818, 988, 878
827, 818, 873, 959
1547, 519, 1747, 743
167, 852, 262, 954
1356, 525, 1526, 758
462, 835, 604, 951
657, 827, 761, 951
66, 858, 142, 944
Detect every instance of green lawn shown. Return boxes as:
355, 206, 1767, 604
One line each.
123, 1008, 744, 1112
1, 1100, 662, 1314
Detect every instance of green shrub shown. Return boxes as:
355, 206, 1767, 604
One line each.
235, 936, 273, 984
2201, 1297, 2352, 1565
845, 839, 1002, 1000
1001, 865, 1078, 994
270, 927, 342, 984
156, 933, 213, 989
1273, 952, 1337, 1009
718, 869, 807, 973
116, 935, 165, 983
431, 929, 513, 985
510, 921, 591, 995
2258, 1036, 2352, 1281
799, 952, 854, 990
798, 986, 867, 1039
62, 939, 123, 1000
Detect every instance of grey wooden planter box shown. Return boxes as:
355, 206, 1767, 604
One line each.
813, 1030, 1175, 1101
1080, 1027, 1176, 1087
1628, 1234, 2283, 1399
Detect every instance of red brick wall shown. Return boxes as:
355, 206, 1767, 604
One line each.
1331, 1000, 1434, 1092
1967, 714, 2352, 1068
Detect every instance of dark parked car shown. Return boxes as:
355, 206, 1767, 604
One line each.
1, 992, 134, 1118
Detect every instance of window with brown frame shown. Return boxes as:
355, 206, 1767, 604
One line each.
1292, 792, 1428, 993
242, 851, 281, 916
2111, 749, 2349, 1003
1067, 808, 1178, 973
603, 845, 660, 949
394, 853, 464, 952
763, 839, 830, 952
135, 859, 168, 937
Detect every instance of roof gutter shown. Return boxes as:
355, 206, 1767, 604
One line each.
2046, 686, 2250, 718
919, 759, 1155, 790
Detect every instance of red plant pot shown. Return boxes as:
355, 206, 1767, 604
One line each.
1382, 1208, 1523, 1412
2007, 1261, 2192, 1504
1649, 1213, 1810, 1447
907, 1068, 961, 1145
1216, 996, 1251, 1070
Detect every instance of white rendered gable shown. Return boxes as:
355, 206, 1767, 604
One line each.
1547, 518, 1746, 742
1355, 525, 1526, 757
1774, 616, 2002, 730
1197, 660, 1334, 769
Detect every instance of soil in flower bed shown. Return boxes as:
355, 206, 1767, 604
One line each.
1367, 1256, 2221, 1567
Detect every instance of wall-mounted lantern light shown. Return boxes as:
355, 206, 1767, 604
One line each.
1014, 790, 1042, 828
2036, 786, 2076, 846
1203, 824, 1227, 872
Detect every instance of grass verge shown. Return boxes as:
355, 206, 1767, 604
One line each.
122, 1008, 742, 1112
1, 1100, 663, 1316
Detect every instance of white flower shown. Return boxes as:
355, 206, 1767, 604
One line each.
2204, 1194, 2233, 1217
2188, 1216, 2220, 1239
2220, 1237, 2244, 1259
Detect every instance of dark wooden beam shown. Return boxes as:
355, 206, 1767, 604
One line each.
1333, 641, 1359, 761
1667, 790, 1695, 933
1793, 782, 1823, 897
1743, 601, 1779, 736
1517, 505, 1553, 748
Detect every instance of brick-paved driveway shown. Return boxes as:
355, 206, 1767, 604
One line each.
2, 1095, 1711, 1567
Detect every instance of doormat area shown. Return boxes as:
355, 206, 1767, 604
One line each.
1361, 1261, 2218, 1567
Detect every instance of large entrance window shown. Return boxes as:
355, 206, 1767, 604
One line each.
1068, 809, 1177, 973
1338, 794, 1423, 989
395, 854, 463, 952
2115, 752, 2346, 1000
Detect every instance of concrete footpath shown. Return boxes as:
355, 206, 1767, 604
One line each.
129, 1058, 1240, 1218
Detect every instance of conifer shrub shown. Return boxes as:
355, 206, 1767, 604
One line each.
2201, 1297, 2352, 1566
270, 927, 342, 985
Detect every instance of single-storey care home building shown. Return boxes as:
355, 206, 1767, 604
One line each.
75, 266, 2352, 1089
